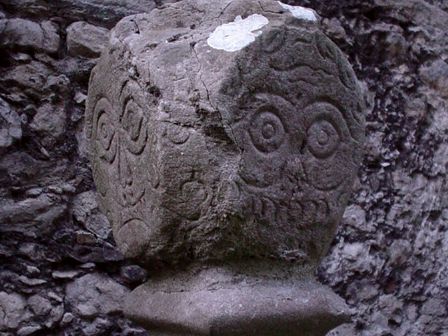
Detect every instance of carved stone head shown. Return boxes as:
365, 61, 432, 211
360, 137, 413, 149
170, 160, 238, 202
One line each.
86, 0, 365, 272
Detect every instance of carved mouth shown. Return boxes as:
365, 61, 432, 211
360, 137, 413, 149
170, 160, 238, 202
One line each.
245, 192, 330, 229
230, 174, 331, 232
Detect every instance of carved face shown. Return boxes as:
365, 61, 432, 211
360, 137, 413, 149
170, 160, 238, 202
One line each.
86, 24, 364, 268
216, 27, 365, 264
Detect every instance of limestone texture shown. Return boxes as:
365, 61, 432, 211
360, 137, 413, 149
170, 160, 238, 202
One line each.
0, 0, 447, 335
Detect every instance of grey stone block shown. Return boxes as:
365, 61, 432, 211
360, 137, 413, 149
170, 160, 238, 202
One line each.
86, 0, 365, 334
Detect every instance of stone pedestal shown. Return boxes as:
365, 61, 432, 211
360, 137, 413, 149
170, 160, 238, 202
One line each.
86, 0, 365, 335
126, 263, 351, 336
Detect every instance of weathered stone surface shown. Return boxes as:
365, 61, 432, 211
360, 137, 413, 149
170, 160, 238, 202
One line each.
67, 22, 109, 58
65, 273, 129, 317
72, 191, 111, 238
17, 325, 42, 336
127, 266, 351, 336
0, 18, 60, 53
82, 317, 113, 336
4, 61, 53, 96
27, 294, 52, 316
86, 0, 365, 270
0, 292, 30, 330
419, 58, 448, 97
72, 191, 98, 223
1, 0, 159, 26
86, 0, 365, 334
0, 97, 22, 149
52, 270, 80, 279
30, 103, 66, 145
0, 192, 66, 234
0, 0, 446, 335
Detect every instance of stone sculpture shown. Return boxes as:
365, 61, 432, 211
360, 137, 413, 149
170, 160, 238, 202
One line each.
85, 0, 365, 334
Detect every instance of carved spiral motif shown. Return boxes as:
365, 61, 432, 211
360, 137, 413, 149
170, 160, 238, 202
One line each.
122, 99, 147, 155
307, 119, 340, 159
97, 112, 114, 151
94, 98, 117, 163
92, 80, 158, 209
249, 109, 286, 153
118, 150, 145, 207
117, 96, 147, 207
302, 102, 352, 191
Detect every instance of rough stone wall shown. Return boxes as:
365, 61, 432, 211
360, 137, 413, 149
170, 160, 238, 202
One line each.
0, 0, 446, 335
310, 1, 448, 335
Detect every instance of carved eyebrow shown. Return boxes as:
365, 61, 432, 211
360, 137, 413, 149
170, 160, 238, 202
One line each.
252, 92, 296, 107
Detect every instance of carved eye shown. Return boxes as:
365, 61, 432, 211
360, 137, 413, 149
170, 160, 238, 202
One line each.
249, 109, 286, 153
307, 119, 340, 159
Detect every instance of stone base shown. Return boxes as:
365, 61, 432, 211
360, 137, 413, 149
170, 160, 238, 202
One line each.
125, 264, 350, 336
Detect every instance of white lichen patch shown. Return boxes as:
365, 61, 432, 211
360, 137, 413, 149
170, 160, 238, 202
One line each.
278, 2, 317, 22
207, 14, 269, 52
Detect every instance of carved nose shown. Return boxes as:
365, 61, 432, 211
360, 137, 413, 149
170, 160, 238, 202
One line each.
284, 157, 306, 186
119, 150, 133, 188
216, 175, 243, 218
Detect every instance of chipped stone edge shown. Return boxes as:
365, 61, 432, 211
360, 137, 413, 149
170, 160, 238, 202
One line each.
277, 1, 318, 22
207, 14, 269, 52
